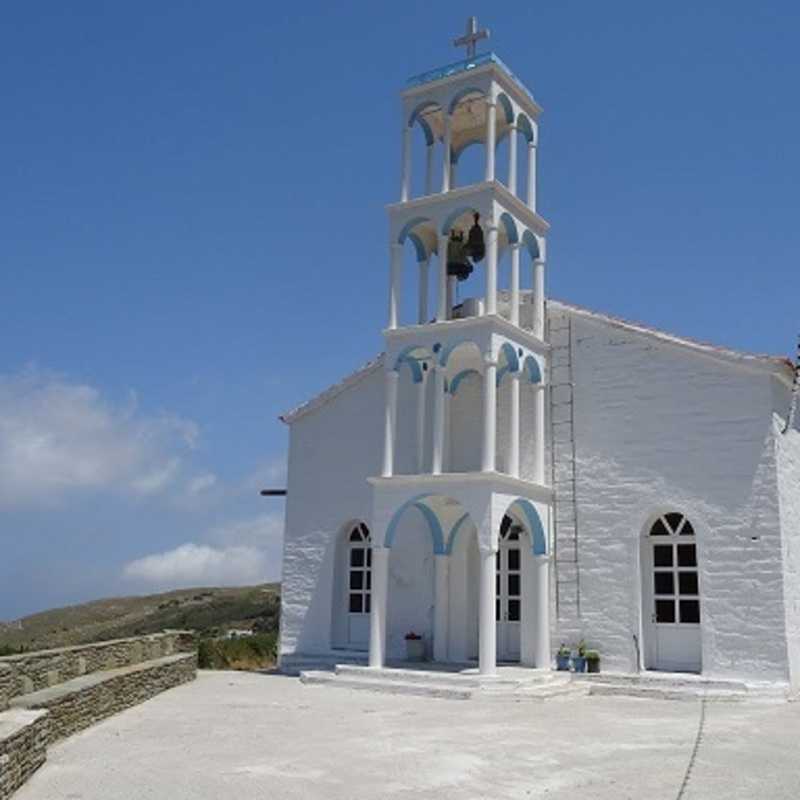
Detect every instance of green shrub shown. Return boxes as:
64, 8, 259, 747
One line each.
197, 633, 278, 671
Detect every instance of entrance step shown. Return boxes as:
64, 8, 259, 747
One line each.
300, 670, 473, 700
300, 665, 585, 701
278, 651, 367, 676
576, 672, 786, 702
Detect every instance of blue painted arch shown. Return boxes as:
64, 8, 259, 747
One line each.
509, 499, 548, 555
496, 342, 521, 385
384, 494, 446, 555
393, 345, 432, 383
449, 368, 481, 395
522, 355, 543, 384
496, 93, 514, 124
398, 217, 432, 247
522, 230, 541, 261
498, 212, 520, 245
445, 512, 472, 555
516, 113, 535, 144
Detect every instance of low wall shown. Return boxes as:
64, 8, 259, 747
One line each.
0, 667, 11, 712
0, 710, 49, 800
0, 631, 195, 703
14, 652, 197, 745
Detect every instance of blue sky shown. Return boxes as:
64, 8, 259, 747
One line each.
1, 2, 798, 619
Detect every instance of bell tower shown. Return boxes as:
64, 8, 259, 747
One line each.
367, 21, 552, 676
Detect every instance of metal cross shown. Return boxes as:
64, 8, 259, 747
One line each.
453, 16, 490, 59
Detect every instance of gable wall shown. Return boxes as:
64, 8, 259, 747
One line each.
280, 368, 384, 656
565, 312, 788, 681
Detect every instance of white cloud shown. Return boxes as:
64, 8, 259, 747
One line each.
186, 473, 218, 496
122, 543, 267, 587
122, 512, 285, 589
0, 367, 197, 508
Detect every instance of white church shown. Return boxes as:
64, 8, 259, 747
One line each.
277, 23, 800, 691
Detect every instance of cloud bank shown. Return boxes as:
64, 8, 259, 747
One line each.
0, 367, 197, 508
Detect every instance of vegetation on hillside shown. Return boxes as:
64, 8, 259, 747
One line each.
198, 632, 278, 670
0, 584, 280, 653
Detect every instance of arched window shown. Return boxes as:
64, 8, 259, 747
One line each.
347, 523, 372, 615
649, 513, 700, 625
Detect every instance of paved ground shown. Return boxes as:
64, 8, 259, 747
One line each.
16, 671, 800, 799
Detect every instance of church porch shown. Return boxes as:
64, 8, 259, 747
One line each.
366, 481, 551, 676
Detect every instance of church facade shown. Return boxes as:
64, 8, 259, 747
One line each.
277, 45, 800, 690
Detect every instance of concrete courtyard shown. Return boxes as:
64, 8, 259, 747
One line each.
15, 671, 800, 799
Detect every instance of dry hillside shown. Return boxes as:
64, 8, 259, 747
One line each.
0, 584, 280, 652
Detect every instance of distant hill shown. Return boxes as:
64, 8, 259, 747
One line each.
0, 584, 280, 652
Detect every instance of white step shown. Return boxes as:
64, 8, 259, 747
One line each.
278, 652, 366, 676
578, 672, 748, 692
587, 683, 747, 702
334, 665, 485, 687
299, 670, 473, 700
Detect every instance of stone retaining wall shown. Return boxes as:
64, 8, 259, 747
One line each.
0, 631, 194, 702
14, 652, 197, 745
0, 667, 11, 712
0, 710, 49, 800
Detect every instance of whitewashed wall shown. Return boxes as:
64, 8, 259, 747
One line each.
775, 394, 800, 690
281, 307, 795, 685
563, 310, 789, 682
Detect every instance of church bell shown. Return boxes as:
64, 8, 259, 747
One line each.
446, 230, 473, 281
466, 212, 485, 262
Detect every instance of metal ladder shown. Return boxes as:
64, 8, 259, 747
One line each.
547, 308, 581, 619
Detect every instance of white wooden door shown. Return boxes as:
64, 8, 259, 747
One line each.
346, 524, 371, 649
496, 522, 522, 662
646, 513, 701, 673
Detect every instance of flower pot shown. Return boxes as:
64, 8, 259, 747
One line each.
572, 655, 587, 673
587, 657, 600, 674
556, 654, 571, 671
405, 638, 425, 662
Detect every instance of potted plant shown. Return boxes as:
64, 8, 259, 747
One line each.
585, 650, 600, 673
556, 643, 571, 671
572, 641, 587, 673
404, 632, 425, 662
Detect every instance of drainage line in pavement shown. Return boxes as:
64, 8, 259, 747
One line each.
675, 693, 707, 800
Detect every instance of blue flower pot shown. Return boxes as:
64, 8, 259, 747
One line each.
556, 654, 571, 671
572, 655, 587, 673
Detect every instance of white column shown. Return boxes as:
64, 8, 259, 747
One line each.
485, 223, 498, 316
533, 554, 551, 668
510, 243, 520, 327
482, 357, 497, 473
533, 258, 545, 339
533, 384, 545, 484
415, 370, 427, 473
433, 554, 450, 662
436, 234, 449, 322
388, 243, 402, 330
401, 126, 411, 202
369, 547, 390, 668
508, 125, 518, 195
509, 372, 521, 478
425, 143, 434, 195
441, 114, 452, 192
418, 257, 430, 324
527, 141, 537, 211
431, 367, 446, 475
485, 99, 496, 182
479, 548, 497, 675
382, 370, 399, 478
446, 276, 456, 320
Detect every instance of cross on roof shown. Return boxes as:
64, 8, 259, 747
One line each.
453, 16, 490, 59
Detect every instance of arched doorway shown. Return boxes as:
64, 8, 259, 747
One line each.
343, 522, 371, 650
496, 515, 523, 661
642, 512, 702, 673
